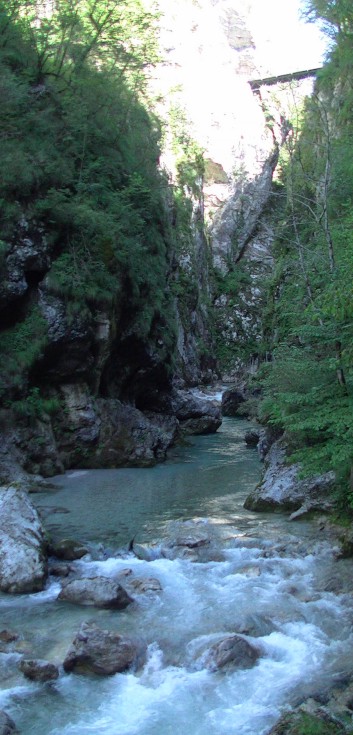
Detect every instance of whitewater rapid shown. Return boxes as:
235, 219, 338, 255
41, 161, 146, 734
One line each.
0, 418, 352, 734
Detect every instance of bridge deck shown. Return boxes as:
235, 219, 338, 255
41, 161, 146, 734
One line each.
249, 67, 321, 91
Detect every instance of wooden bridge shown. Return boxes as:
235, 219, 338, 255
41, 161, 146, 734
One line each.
248, 67, 321, 93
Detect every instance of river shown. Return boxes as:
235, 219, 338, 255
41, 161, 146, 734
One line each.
1, 416, 353, 734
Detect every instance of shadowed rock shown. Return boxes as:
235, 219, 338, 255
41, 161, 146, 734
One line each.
0, 631, 18, 644
0, 711, 19, 734
19, 658, 59, 682
221, 387, 246, 416
244, 429, 260, 447
49, 538, 88, 561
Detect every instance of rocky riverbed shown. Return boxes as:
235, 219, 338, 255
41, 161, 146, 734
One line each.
0, 415, 353, 734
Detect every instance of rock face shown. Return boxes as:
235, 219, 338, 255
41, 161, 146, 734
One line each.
58, 577, 133, 609
63, 622, 144, 676
54, 384, 180, 469
202, 634, 260, 672
244, 440, 336, 515
0, 385, 222, 483
19, 658, 59, 682
0, 711, 19, 735
0, 486, 47, 593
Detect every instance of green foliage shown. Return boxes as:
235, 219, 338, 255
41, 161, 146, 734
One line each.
258, 14, 353, 506
168, 103, 205, 199
259, 346, 353, 484
212, 264, 267, 370
0, 307, 48, 398
13, 387, 60, 420
0, 0, 179, 398
276, 710, 351, 735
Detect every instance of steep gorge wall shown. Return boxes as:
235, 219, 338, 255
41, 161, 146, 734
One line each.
0, 0, 315, 480
156, 0, 315, 380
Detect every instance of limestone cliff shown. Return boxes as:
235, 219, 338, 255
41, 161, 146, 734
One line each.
156, 0, 315, 380
0, 0, 315, 478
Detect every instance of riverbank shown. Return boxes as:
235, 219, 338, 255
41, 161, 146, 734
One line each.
0, 417, 353, 734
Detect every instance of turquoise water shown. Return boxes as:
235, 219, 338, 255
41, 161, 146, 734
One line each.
1, 416, 352, 735
33, 418, 262, 548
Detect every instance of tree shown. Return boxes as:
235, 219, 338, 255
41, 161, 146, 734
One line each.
259, 21, 353, 503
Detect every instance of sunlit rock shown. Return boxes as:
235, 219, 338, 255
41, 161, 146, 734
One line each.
127, 578, 162, 594
63, 622, 145, 676
244, 440, 336, 514
201, 634, 260, 671
58, 576, 133, 609
171, 389, 222, 435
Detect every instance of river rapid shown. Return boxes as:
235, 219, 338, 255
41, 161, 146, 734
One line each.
1, 416, 353, 734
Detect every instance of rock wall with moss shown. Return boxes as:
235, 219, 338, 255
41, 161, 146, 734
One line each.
0, 0, 222, 480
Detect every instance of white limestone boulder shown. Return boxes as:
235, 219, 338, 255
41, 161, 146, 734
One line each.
0, 486, 47, 593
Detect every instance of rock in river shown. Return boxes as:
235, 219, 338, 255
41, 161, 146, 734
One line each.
48, 538, 89, 561
221, 386, 246, 416
19, 658, 59, 682
0, 710, 19, 734
170, 389, 222, 435
58, 576, 133, 609
202, 634, 260, 672
0, 486, 47, 593
63, 622, 145, 675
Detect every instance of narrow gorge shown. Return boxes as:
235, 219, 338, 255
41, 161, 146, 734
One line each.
1, 1, 353, 734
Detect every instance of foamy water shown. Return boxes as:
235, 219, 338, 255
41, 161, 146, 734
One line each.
1, 417, 352, 734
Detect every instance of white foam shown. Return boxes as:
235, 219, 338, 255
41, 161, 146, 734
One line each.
66, 470, 89, 478
190, 387, 225, 403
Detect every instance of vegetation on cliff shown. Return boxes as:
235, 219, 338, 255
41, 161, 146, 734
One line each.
0, 0, 182, 406
258, 0, 353, 506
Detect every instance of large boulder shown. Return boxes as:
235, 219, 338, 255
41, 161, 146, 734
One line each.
0, 486, 47, 593
221, 387, 246, 416
63, 622, 145, 675
244, 440, 335, 515
202, 634, 260, 672
170, 390, 222, 435
19, 658, 59, 682
0, 711, 19, 735
58, 576, 133, 609
244, 429, 260, 447
55, 384, 178, 468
